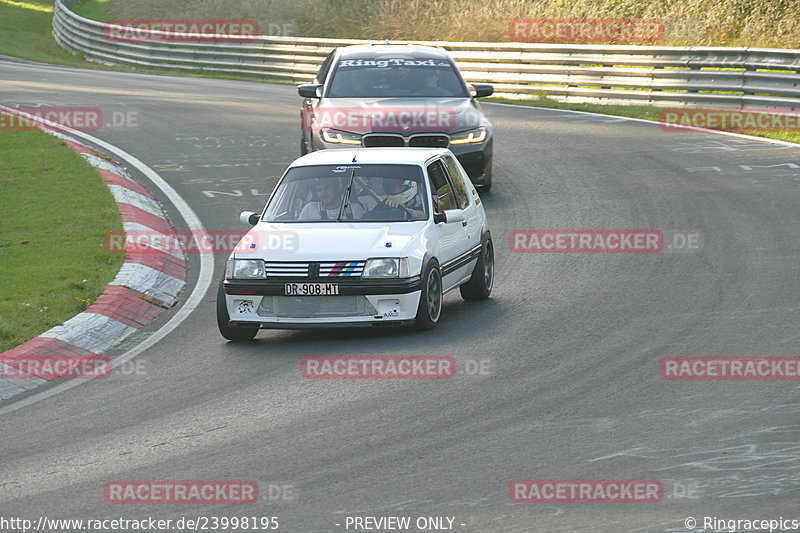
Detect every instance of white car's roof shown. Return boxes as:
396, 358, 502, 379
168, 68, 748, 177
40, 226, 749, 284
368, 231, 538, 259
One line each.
290, 148, 450, 167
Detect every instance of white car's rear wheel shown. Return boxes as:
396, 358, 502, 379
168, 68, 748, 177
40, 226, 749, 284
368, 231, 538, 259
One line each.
460, 236, 494, 300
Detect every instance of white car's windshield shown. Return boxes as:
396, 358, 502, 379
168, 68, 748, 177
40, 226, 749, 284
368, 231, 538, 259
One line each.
263, 164, 428, 223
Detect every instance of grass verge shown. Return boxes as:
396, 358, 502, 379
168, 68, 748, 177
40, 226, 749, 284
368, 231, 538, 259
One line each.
69, 0, 109, 21
0, 0, 94, 66
0, 114, 125, 352
486, 95, 800, 146
102, 0, 800, 48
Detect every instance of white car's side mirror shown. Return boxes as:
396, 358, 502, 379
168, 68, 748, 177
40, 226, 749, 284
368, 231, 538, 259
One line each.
240, 211, 260, 225
444, 209, 465, 223
434, 209, 465, 224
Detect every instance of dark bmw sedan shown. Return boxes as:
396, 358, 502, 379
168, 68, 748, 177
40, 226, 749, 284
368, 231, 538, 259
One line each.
298, 44, 495, 191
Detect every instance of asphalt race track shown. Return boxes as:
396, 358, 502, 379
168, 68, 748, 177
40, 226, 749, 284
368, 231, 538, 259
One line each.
2, 59, 800, 532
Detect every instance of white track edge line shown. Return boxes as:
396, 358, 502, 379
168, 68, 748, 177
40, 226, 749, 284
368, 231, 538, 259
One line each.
485, 101, 800, 148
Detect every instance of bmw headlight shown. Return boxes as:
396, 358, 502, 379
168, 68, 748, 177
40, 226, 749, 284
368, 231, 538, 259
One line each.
363, 258, 410, 278
321, 130, 362, 145
449, 126, 487, 144
225, 258, 266, 279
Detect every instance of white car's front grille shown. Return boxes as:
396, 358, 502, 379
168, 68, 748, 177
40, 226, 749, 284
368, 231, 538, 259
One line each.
320, 261, 365, 277
257, 296, 377, 318
263, 261, 366, 278
265, 262, 309, 277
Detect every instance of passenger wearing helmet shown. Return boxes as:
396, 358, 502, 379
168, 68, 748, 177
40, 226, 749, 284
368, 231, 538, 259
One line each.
367, 178, 425, 220
299, 178, 364, 220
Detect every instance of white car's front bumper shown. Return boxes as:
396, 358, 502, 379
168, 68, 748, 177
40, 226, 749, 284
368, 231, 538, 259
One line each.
224, 291, 421, 329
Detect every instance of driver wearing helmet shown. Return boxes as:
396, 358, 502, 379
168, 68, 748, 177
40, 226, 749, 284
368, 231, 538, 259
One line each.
368, 178, 425, 220
299, 178, 364, 220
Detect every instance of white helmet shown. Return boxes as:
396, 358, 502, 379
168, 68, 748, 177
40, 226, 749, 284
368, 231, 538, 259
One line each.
385, 180, 418, 205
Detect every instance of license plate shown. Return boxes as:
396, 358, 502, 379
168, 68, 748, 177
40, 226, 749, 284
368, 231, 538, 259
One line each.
284, 283, 339, 296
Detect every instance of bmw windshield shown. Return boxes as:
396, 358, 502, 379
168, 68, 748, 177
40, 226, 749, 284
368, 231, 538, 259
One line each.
326, 57, 469, 98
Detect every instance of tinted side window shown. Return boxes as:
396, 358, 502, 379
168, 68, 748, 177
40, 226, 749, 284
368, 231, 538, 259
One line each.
442, 156, 469, 209
426, 160, 457, 213
316, 51, 335, 84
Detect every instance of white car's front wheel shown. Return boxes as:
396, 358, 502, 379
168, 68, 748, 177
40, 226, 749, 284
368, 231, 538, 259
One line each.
415, 260, 442, 330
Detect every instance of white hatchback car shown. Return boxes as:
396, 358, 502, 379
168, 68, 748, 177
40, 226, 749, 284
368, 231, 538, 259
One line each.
217, 147, 494, 341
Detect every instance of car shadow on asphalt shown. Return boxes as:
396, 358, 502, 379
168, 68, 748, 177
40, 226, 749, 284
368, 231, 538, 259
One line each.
218, 295, 506, 357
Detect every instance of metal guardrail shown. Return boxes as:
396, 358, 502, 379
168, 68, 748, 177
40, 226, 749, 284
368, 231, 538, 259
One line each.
52, 0, 800, 109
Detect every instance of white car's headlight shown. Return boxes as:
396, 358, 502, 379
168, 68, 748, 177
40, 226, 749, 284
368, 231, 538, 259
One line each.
363, 258, 410, 278
321, 130, 362, 145
449, 126, 487, 144
225, 258, 266, 279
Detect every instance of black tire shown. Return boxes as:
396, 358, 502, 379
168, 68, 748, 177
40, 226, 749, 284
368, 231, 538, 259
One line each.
460, 236, 494, 301
415, 260, 443, 330
217, 281, 258, 341
476, 159, 492, 193
300, 135, 308, 156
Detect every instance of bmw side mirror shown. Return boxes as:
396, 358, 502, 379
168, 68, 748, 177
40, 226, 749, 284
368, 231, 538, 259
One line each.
240, 211, 260, 225
297, 84, 321, 98
471, 84, 494, 98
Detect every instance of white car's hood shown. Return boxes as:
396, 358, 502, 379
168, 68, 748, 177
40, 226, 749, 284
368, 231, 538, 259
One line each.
237, 222, 426, 261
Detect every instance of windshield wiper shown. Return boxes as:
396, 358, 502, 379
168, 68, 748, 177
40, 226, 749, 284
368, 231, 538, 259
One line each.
337, 165, 356, 222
